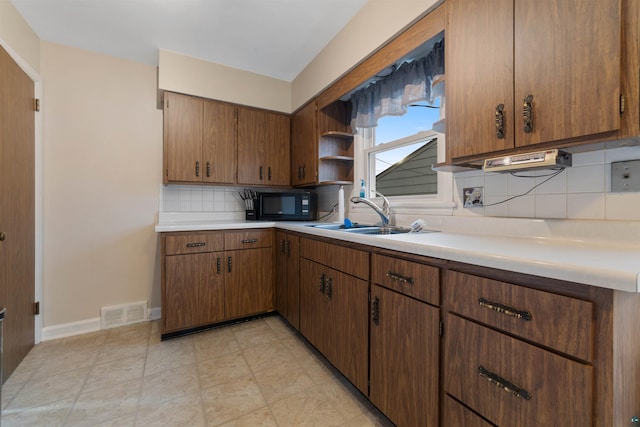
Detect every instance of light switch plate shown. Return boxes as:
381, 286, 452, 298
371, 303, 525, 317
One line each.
611, 160, 640, 192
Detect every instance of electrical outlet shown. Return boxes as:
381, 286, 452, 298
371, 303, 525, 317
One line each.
463, 187, 484, 208
611, 160, 640, 192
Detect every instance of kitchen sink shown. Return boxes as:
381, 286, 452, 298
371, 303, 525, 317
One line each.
306, 223, 412, 234
305, 223, 376, 230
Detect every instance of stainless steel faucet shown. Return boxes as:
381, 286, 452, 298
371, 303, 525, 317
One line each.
350, 191, 392, 226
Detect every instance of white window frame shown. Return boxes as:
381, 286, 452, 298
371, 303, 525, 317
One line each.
352, 128, 455, 216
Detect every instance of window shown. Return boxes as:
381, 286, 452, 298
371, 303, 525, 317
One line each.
365, 100, 441, 197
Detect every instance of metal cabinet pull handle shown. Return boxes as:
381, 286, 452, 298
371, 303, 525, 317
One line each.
495, 103, 505, 139
371, 296, 380, 325
523, 94, 534, 133
386, 271, 414, 285
206, 162, 211, 177
325, 277, 332, 299
259, 166, 263, 180
280, 239, 286, 254
195, 161, 200, 177
301, 165, 305, 179
319, 273, 325, 294
268, 167, 272, 181
241, 238, 258, 244
186, 242, 206, 248
285, 240, 291, 256
227, 256, 232, 273
478, 366, 532, 400
479, 297, 532, 321
216, 257, 221, 275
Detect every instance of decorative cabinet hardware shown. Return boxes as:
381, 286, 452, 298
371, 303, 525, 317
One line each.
280, 239, 286, 254
478, 366, 532, 400
227, 256, 232, 273
386, 271, 414, 285
206, 162, 211, 177
186, 242, 206, 248
631, 416, 639, 424
259, 166, 264, 180
371, 296, 380, 325
319, 273, 326, 294
0, 231, 5, 241
195, 161, 200, 177
268, 167, 272, 181
285, 239, 291, 256
523, 94, 534, 133
216, 257, 221, 275
325, 277, 333, 299
495, 104, 505, 139
479, 297, 532, 320
241, 238, 258, 244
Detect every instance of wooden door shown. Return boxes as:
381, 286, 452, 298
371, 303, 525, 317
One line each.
446, 0, 514, 160
237, 107, 266, 185
163, 252, 225, 333
163, 92, 203, 183
0, 45, 35, 382
370, 284, 439, 427
225, 247, 273, 319
291, 101, 318, 186
299, 258, 327, 352
264, 112, 290, 185
275, 232, 299, 328
325, 267, 369, 394
203, 100, 236, 184
514, 0, 620, 146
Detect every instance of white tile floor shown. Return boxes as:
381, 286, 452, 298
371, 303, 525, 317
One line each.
1, 316, 394, 426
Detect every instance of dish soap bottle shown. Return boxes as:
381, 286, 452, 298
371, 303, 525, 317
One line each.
359, 179, 366, 198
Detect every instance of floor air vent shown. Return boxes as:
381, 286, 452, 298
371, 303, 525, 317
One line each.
101, 301, 147, 329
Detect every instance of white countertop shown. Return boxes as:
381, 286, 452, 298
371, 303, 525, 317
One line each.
155, 219, 640, 293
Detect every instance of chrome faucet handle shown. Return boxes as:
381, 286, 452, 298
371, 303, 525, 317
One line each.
374, 191, 391, 218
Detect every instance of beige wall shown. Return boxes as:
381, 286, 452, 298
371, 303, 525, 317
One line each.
158, 49, 292, 113
0, 0, 40, 74
291, 0, 439, 110
41, 41, 163, 327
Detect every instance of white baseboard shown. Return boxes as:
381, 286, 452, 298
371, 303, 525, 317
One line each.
41, 306, 162, 341
41, 317, 101, 341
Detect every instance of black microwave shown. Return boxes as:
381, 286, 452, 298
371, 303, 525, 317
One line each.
257, 191, 316, 221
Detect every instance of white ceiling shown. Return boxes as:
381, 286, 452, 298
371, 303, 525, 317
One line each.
10, 0, 368, 82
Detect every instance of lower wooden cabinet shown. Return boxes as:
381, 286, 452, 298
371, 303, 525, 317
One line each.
369, 284, 440, 427
444, 396, 494, 427
299, 257, 369, 393
161, 229, 274, 337
275, 231, 300, 329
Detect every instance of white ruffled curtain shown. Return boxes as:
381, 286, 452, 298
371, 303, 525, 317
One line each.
350, 40, 444, 131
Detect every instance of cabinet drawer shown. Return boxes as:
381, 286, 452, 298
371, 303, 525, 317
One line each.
444, 314, 593, 427
444, 397, 493, 427
444, 270, 593, 361
164, 232, 223, 255
371, 254, 439, 305
224, 229, 273, 250
300, 238, 369, 280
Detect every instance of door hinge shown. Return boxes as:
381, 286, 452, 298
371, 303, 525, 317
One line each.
33, 98, 40, 112
620, 94, 626, 114
439, 320, 443, 337
33, 301, 40, 315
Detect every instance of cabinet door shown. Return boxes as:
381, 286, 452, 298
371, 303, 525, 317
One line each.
291, 101, 318, 186
444, 397, 494, 427
163, 92, 204, 182
203, 100, 236, 184
299, 258, 328, 352
237, 107, 266, 185
225, 247, 274, 319
514, 0, 620, 147
446, 0, 514, 159
324, 267, 369, 394
276, 232, 300, 329
370, 284, 439, 427
164, 252, 224, 332
265, 112, 291, 185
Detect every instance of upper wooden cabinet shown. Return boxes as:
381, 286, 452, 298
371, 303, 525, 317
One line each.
446, 0, 622, 162
291, 100, 318, 186
163, 92, 237, 184
291, 100, 353, 187
237, 107, 291, 186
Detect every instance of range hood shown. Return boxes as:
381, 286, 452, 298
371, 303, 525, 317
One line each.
483, 149, 572, 173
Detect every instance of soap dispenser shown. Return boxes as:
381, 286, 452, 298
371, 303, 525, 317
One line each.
359, 179, 366, 198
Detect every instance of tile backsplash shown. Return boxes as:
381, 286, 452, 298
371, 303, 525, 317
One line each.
159, 185, 246, 214
453, 146, 640, 221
